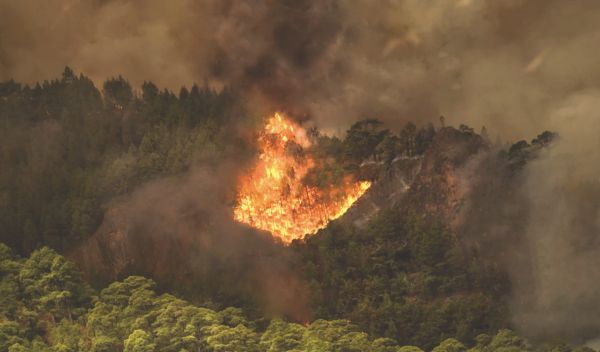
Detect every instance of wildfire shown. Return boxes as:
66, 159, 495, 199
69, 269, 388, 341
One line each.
233, 112, 371, 243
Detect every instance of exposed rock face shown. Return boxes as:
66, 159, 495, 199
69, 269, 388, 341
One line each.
343, 127, 489, 229
401, 127, 488, 224
341, 156, 422, 228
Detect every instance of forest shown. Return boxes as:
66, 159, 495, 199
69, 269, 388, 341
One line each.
0, 244, 589, 352
0, 69, 589, 352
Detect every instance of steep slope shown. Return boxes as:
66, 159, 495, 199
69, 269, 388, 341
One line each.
70, 125, 552, 349
342, 127, 488, 229
297, 127, 504, 349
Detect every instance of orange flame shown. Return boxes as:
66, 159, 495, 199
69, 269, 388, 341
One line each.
233, 112, 371, 243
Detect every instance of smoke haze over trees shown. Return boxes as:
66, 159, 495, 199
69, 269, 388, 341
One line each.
2, 1, 600, 351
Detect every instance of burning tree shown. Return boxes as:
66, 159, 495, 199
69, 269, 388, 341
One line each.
233, 112, 371, 243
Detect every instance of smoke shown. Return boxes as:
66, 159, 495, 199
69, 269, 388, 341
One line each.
2, 0, 600, 138
71, 161, 312, 321
457, 90, 600, 343
510, 91, 600, 342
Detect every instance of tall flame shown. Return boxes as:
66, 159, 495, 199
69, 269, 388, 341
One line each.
233, 112, 371, 243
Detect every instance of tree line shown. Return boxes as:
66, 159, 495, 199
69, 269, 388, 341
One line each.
0, 67, 241, 253
0, 243, 590, 352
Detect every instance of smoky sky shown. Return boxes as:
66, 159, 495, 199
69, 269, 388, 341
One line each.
1, 0, 600, 138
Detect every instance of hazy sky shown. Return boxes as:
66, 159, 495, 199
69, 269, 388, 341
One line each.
2, 0, 600, 139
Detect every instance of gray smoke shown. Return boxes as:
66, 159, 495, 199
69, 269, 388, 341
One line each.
71, 161, 312, 321
511, 91, 600, 342
457, 90, 600, 343
2, 0, 600, 138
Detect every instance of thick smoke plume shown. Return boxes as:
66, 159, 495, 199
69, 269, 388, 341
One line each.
458, 91, 600, 344
2, 0, 600, 138
513, 92, 600, 343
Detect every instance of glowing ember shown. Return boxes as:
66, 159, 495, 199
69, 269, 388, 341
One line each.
233, 112, 371, 243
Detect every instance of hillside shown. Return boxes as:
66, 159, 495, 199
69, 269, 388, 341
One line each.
0, 70, 586, 351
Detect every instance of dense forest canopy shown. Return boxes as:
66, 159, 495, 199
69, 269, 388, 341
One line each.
0, 67, 440, 255
0, 68, 241, 253
0, 69, 594, 352
0, 244, 591, 352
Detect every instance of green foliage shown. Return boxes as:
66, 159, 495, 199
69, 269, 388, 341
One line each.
19, 247, 93, 323
0, 244, 21, 319
433, 338, 467, 352
260, 319, 305, 352
203, 324, 261, 352
91, 335, 121, 352
0, 245, 93, 351
572, 347, 596, 352
47, 319, 87, 351
469, 330, 532, 352
398, 347, 425, 352
343, 119, 387, 162
103, 76, 133, 109
0, 321, 26, 351
123, 330, 155, 352
376, 133, 399, 165
0, 69, 239, 253
0, 241, 589, 352
0, 71, 569, 352
296, 209, 508, 349
337, 119, 436, 173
